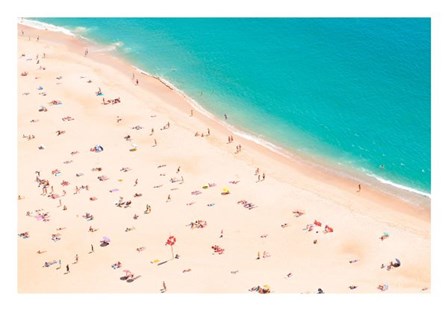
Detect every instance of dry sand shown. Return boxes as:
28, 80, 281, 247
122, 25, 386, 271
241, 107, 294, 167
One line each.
17, 23, 430, 294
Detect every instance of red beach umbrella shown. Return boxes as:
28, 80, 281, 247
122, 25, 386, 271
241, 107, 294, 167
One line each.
165, 236, 176, 246
314, 220, 322, 227
165, 235, 176, 259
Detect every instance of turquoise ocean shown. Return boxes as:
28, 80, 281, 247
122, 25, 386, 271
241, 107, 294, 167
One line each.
25, 18, 431, 195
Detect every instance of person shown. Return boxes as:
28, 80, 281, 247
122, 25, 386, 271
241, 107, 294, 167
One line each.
75, 254, 78, 263
84, 48, 88, 57
357, 184, 361, 192
134, 178, 138, 187
91, 244, 94, 253
136, 79, 139, 85
262, 173, 265, 181
66, 264, 70, 273
190, 109, 193, 117
224, 114, 228, 120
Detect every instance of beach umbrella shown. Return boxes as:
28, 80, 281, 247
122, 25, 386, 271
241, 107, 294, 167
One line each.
165, 235, 176, 259
314, 220, 322, 227
102, 236, 111, 243
221, 187, 230, 195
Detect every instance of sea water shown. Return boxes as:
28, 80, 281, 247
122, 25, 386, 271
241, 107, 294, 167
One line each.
25, 18, 431, 195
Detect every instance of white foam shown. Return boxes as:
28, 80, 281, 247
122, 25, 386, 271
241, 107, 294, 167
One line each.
93, 41, 124, 53
19, 18, 76, 37
73, 26, 89, 34
365, 172, 431, 198
132, 66, 151, 76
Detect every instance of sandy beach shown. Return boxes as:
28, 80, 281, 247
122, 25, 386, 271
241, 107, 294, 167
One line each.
17, 23, 430, 293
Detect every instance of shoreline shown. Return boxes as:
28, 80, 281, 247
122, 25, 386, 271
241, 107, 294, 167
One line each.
19, 18, 430, 206
17, 20, 430, 293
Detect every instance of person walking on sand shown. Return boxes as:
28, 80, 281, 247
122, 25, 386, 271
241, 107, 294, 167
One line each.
91, 244, 94, 253
75, 254, 78, 264
134, 179, 138, 187
66, 264, 70, 273
162, 281, 167, 293
84, 48, 88, 57
357, 184, 361, 192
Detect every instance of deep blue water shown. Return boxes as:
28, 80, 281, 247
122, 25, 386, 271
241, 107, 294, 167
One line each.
29, 18, 431, 194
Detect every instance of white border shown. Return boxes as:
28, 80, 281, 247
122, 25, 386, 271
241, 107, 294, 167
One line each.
3, 1, 445, 310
